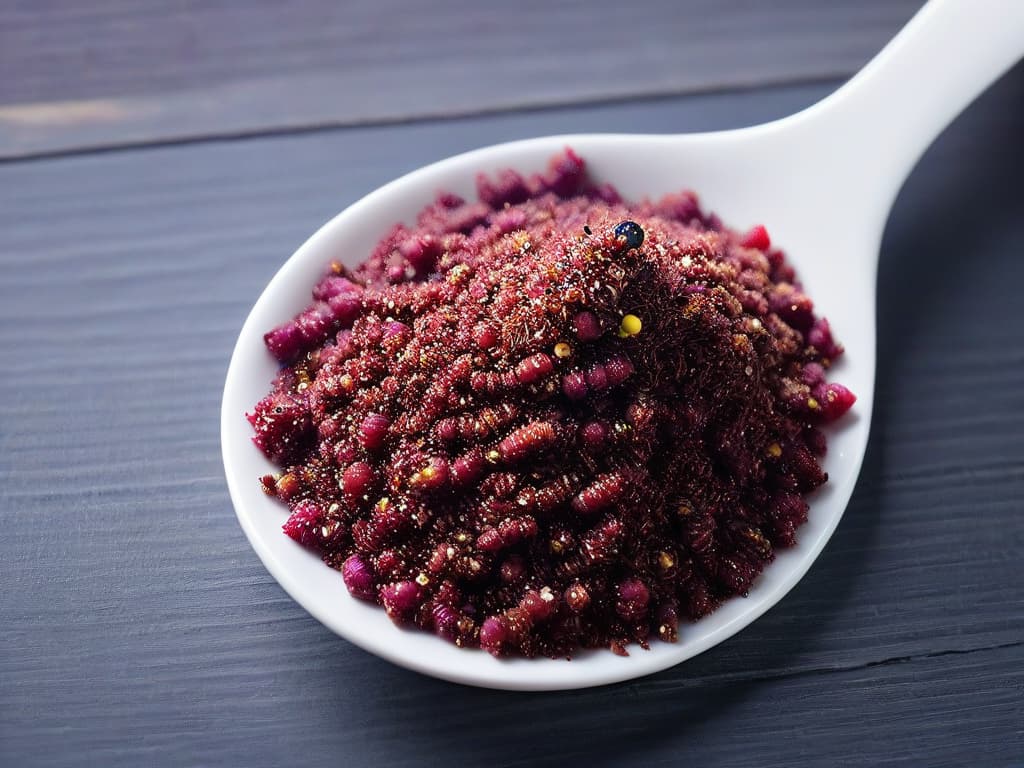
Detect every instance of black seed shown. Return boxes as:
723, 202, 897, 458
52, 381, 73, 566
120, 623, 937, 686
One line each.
614, 220, 644, 249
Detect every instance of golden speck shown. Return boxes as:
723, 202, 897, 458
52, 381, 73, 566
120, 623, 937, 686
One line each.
767, 443, 782, 458
409, 464, 437, 487
807, 397, 820, 411
745, 528, 770, 550
486, 449, 501, 464
448, 264, 471, 285
554, 342, 572, 358
658, 551, 675, 570
415, 573, 430, 587
549, 539, 564, 554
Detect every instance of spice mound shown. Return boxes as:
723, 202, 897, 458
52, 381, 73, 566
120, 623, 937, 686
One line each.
248, 149, 855, 658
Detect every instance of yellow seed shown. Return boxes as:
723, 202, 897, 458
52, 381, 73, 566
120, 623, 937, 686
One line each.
619, 314, 643, 336
677, 503, 693, 516
415, 573, 430, 587
549, 539, 565, 554
807, 397, 820, 411
486, 449, 501, 463
554, 342, 572, 358
658, 551, 675, 570
767, 443, 782, 458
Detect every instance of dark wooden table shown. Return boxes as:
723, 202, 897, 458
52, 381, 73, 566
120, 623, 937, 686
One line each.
2, 2, 1022, 766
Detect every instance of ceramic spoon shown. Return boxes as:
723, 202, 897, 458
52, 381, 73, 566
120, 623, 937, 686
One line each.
222, 0, 1024, 690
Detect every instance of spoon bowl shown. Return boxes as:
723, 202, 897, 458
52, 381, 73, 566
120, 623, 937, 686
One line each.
222, 0, 1023, 690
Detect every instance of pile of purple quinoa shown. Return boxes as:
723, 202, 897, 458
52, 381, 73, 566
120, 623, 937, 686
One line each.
248, 149, 855, 658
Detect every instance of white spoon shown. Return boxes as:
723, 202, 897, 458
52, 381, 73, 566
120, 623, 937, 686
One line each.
222, 0, 1024, 690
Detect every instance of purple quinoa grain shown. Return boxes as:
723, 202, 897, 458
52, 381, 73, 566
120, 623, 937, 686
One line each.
247, 149, 856, 658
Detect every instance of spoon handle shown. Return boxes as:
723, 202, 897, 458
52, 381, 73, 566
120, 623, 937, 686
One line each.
799, 0, 1024, 206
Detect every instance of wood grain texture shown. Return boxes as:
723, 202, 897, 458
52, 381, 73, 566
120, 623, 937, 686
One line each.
0, 0, 923, 159
1, 71, 1022, 766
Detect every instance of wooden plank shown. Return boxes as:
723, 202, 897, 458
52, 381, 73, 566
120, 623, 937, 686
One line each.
0, 626, 1018, 766
1, 74, 1022, 765
0, 0, 923, 159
